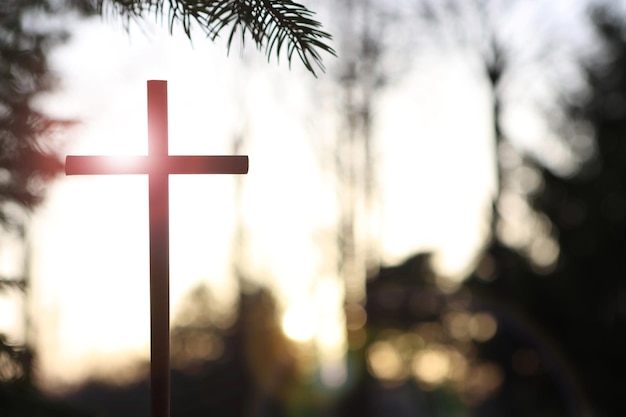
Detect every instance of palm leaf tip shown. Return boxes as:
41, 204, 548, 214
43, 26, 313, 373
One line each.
259, 0, 336, 75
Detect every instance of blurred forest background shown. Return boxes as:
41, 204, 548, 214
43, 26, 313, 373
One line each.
2, 0, 626, 416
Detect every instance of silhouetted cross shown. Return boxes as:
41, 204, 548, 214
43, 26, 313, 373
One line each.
65, 80, 248, 417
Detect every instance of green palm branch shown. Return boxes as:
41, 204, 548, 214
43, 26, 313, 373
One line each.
96, 0, 336, 76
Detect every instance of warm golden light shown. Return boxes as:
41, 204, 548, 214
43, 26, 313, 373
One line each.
529, 236, 559, 268
412, 345, 451, 386
182, 333, 223, 362
395, 332, 425, 356
469, 312, 498, 342
463, 362, 504, 404
444, 310, 472, 341
281, 302, 317, 342
447, 349, 469, 383
344, 303, 367, 331
316, 316, 344, 350
367, 341, 406, 382
415, 322, 443, 344
24, 9, 500, 387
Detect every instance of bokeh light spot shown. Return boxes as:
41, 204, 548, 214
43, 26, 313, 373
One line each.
367, 341, 406, 382
469, 312, 498, 342
412, 345, 450, 386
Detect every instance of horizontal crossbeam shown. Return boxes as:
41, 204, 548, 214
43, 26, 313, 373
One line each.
65, 155, 249, 176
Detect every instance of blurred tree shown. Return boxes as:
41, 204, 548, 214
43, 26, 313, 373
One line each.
415, 0, 588, 268
466, 5, 626, 417
1, 1, 95, 415
329, 0, 387, 345
1, 0, 82, 373
95, 0, 336, 76
0, 0, 73, 229
341, 253, 518, 417
318, 0, 585, 363
523, 7, 625, 415
62, 284, 305, 417
334, 2, 621, 416
320, 0, 416, 355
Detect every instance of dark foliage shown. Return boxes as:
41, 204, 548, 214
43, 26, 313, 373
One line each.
0, 0, 76, 228
339, 7, 626, 416
464, 7, 626, 417
335, 253, 569, 417
2, 335, 90, 417
1, 1, 95, 415
64, 287, 295, 417
1, 0, 76, 387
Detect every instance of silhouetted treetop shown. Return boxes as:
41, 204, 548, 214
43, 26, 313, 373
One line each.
96, 0, 336, 75
1, 0, 77, 228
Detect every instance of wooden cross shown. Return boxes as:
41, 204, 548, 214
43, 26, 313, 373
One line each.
65, 80, 248, 417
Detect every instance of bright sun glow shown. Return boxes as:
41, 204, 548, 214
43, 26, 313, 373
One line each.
281, 302, 317, 342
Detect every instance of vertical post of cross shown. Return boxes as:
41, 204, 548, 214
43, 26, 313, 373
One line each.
147, 80, 170, 417
64, 80, 249, 417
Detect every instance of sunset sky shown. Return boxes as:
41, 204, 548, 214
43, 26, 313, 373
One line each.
0, 1, 589, 389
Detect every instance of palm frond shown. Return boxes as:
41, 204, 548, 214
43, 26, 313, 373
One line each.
96, 0, 336, 76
